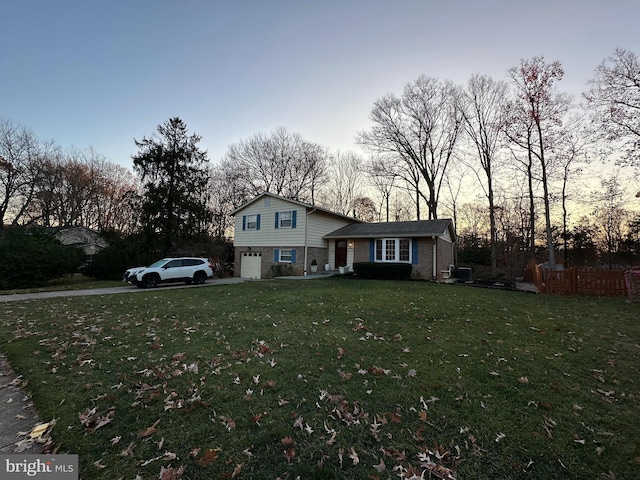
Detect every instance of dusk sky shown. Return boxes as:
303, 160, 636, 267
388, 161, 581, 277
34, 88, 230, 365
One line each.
3, 1, 639, 170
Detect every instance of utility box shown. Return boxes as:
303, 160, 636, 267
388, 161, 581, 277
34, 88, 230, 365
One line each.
458, 267, 472, 282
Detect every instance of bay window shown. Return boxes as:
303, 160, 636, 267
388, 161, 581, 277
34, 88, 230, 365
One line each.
375, 238, 412, 263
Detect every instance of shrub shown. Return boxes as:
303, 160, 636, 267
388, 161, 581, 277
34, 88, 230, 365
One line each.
353, 262, 412, 280
0, 227, 85, 289
84, 232, 155, 280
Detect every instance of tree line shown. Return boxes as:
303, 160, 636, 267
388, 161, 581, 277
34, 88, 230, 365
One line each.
1, 49, 639, 279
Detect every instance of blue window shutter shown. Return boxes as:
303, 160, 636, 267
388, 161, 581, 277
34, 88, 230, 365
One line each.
242, 215, 246, 231
274, 249, 279, 262
256, 214, 261, 230
292, 211, 297, 228
291, 249, 296, 263
275, 212, 279, 229
412, 239, 419, 265
369, 239, 375, 262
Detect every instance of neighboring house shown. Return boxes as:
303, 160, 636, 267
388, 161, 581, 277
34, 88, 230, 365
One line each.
232, 193, 361, 279
53, 226, 109, 260
232, 193, 457, 280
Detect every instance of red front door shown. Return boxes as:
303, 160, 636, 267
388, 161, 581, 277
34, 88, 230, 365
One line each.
335, 240, 347, 268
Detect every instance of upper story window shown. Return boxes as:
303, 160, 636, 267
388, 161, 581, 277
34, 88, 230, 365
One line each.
375, 238, 411, 263
275, 210, 297, 229
242, 214, 261, 231
246, 215, 258, 230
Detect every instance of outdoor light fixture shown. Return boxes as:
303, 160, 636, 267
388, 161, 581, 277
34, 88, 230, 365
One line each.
348, 241, 354, 249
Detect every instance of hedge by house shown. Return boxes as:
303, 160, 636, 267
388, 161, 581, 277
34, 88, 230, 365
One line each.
353, 262, 412, 280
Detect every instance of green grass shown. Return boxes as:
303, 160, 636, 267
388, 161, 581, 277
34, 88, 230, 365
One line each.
0, 278, 638, 479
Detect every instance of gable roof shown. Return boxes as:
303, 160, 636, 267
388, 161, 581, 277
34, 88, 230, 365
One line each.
324, 219, 456, 240
231, 192, 362, 223
52, 226, 109, 248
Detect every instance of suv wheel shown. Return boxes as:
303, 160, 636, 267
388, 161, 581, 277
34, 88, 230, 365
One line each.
142, 274, 160, 288
193, 271, 207, 285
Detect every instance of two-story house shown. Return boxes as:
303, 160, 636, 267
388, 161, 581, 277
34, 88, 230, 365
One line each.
231, 193, 361, 279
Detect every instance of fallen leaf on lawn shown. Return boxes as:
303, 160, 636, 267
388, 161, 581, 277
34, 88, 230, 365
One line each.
281, 437, 295, 447
284, 447, 295, 463
159, 465, 185, 480
348, 447, 359, 465
93, 458, 107, 469
373, 458, 386, 473
138, 419, 161, 438
518, 377, 529, 384
79, 407, 115, 433
220, 415, 236, 431
119, 442, 135, 457
250, 413, 265, 425
495, 433, 506, 442
231, 463, 242, 478
196, 448, 220, 467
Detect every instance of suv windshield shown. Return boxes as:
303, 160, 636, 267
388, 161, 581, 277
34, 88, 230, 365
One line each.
148, 259, 171, 268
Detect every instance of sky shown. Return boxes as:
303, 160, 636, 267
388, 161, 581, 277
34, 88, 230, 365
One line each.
2, 0, 640, 172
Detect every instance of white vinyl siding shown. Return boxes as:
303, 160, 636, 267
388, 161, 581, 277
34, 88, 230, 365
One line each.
234, 197, 354, 248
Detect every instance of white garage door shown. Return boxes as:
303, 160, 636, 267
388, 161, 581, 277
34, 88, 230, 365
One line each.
241, 252, 262, 279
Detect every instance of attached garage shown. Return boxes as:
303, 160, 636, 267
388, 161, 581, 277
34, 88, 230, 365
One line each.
240, 252, 262, 279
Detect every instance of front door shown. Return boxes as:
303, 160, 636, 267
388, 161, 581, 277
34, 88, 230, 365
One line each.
335, 240, 347, 268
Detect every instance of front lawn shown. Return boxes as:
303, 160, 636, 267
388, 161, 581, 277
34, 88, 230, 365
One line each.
0, 278, 638, 479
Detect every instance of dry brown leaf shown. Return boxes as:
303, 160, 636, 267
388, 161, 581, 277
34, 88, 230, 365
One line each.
281, 437, 295, 447
195, 448, 219, 467
138, 419, 160, 438
159, 465, 185, 480
284, 447, 296, 463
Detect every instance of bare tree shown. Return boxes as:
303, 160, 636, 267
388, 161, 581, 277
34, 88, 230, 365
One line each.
0, 119, 52, 233
553, 113, 593, 266
592, 173, 628, 268
320, 151, 365, 215
358, 75, 464, 219
460, 74, 509, 276
585, 48, 640, 168
506, 57, 571, 268
502, 99, 538, 258
221, 127, 328, 204
366, 154, 398, 221
208, 163, 249, 238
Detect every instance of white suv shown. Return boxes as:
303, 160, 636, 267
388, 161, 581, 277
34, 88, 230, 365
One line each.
123, 257, 214, 288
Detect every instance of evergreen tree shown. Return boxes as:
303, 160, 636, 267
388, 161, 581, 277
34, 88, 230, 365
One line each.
132, 118, 210, 254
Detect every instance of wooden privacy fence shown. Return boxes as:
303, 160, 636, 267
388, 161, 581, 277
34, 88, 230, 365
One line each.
529, 265, 628, 297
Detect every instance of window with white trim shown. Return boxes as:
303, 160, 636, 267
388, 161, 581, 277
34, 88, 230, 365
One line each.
275, 210, 296, 229
375, 238, 412, 263
279, 211, 292, 228
246, 214, 258, 230
279, 249, 293, 262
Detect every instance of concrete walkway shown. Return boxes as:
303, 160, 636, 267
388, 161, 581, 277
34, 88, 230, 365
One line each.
0, 277, 248, 303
